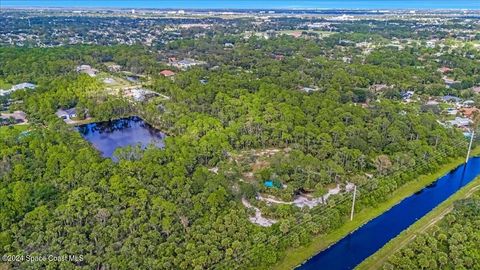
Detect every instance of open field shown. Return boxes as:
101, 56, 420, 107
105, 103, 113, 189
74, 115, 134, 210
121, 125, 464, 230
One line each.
0, 123, 30, 136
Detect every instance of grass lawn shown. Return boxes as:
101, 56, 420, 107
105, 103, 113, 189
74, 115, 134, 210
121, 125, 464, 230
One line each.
0, 124, 30, 137
357, 174, 480, 270
96, 72, 134, 89
272, 147, 480, 270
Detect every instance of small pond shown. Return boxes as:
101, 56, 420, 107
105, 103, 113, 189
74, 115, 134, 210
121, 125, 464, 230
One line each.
77, 116, 165, 159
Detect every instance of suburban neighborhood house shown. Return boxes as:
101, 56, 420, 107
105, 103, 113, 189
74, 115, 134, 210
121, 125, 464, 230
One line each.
106, 63, 122, 72
0, 111, 28, 125
123, 87, 160, 102
76, 64, 98, 77
160, 69, 176, 77
448, 117, 471, 128
56, 108, 77, 121
443, 76, 461, 88
168, 58, 205, 70
460, 107, 480, 118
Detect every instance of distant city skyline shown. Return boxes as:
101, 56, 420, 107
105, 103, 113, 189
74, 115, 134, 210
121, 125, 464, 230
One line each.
3, 0, 480, 10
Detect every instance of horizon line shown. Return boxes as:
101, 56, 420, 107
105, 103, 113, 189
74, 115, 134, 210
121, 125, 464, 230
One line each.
2, 6, 480, 11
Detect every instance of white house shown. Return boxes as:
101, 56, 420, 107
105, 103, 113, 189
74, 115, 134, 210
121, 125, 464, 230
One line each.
76, 65, 98, 77
56, 108, 77, 120
170, 58, 205, 70
448, 117, 472, 128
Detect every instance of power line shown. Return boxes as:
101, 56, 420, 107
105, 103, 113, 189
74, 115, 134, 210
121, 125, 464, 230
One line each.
213, 137, 474, 269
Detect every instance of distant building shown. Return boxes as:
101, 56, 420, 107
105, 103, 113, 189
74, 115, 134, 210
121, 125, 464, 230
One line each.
332, 14, 354, 21
106, 63, 122, 72
273, 54, 285, 61
462, 100, 475, 107
56, 108, 77, 120
442, 95, 461, 103
103, 78, 116, 84
443, 77, 460, 88
448, 117, 472, 127
426, 100, 439, 106
124, 88, 159, 102
126, 75, 140, 83
285, 31, 302, 38
426, 40, 437, 48
160, 70, 176, 77
355, 41, 371, 48
369, 84, 391, 92
460, 107, 479, 118
437, 66, 453, 74
169, 58, 205, 70
0, 111, 27, 125
76, 65, 98, 77
401, 91, 414, 100
342, 56, 352, 63
446, 108, 458, 115
301, 87, 318, 93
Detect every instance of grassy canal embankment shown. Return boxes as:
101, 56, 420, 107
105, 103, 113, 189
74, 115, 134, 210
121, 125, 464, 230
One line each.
357, 171, 480, 270
272, 147, 480, 270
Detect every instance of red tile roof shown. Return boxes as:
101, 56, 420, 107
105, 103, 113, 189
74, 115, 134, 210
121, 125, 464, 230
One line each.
460, 107, 480, 118
160, 70, 176, 77
438, 66, 453, 73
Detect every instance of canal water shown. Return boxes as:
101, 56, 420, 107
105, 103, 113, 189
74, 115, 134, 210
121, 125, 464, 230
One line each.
77, 116, 166, 159
297, 157, 480, 270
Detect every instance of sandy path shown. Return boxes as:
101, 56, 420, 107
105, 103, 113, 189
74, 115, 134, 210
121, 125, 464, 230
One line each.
242, 197, 277, 227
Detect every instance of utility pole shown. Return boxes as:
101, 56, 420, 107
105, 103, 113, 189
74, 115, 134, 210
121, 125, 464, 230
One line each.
350, 185, 357, 221
466, 129, 475, 164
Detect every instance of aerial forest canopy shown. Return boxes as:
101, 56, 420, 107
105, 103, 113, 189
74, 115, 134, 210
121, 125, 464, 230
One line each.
0, 18, 478, 269
384, 193, 480, 270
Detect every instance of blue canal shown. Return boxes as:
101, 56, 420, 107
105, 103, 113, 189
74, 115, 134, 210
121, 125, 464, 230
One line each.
77, 116, 165, 159
297, 156, 480, 270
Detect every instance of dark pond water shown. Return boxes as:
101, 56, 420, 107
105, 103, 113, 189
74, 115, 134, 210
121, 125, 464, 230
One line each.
297, 157, 480, 270
77, 116, 165, 159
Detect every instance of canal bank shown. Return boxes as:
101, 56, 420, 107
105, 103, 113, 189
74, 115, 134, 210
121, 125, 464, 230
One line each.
272, 147, 480, 270
357, 174, 480, 270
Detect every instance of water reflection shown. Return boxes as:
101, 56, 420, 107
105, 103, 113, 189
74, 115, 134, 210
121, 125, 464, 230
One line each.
298, 157, 480, 270
77, 116, 166, 159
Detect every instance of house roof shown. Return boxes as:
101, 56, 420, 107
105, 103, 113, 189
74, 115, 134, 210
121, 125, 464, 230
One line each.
65, 108, 77, 115
0, 111, 26, 121
55, 108, 76, 117
460, 107, 480, 118
178, 59, 197, 65
370, 84, 390, 91
448, 117, 472, 127
11, 83, 36, 90
437, 67, 453, 73
442, 95, 461, 102
160, 70, 176, 77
